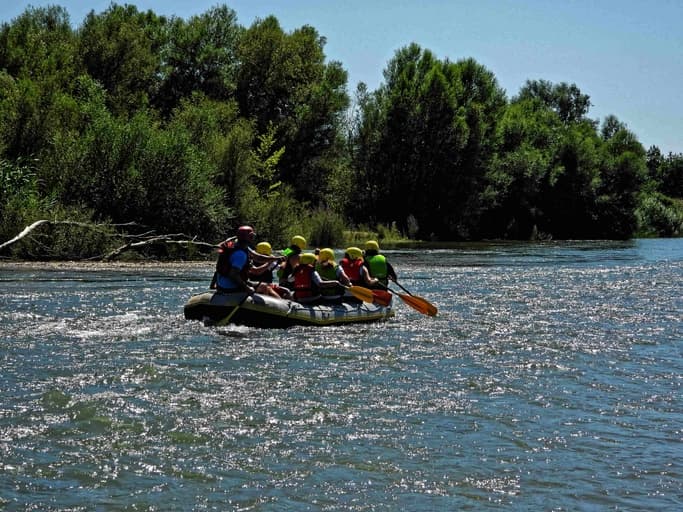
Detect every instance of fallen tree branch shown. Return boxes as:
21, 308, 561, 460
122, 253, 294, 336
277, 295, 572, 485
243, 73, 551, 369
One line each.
0, 219, 50, 251
1, 219, 218, 260
102, 236, 216, 261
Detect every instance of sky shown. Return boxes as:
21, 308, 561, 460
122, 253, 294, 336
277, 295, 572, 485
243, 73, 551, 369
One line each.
2, 0, 682, 154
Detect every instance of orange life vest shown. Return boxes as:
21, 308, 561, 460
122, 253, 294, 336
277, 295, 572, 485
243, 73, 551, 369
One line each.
340, 257, 364, 285
293, 264, 319, 299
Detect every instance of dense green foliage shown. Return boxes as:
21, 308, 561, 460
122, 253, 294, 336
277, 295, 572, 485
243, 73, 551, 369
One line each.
350, 54, 678, 240
1, 5, 681, 258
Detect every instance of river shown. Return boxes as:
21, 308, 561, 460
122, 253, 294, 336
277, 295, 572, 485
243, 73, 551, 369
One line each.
1, 239, 681, 510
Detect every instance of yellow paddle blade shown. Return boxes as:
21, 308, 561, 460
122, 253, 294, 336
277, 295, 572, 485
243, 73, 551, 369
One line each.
347, 285, 374, 303
400, 293, 437, 316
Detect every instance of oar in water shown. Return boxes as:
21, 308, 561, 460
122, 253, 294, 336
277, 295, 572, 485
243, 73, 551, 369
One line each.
380, 282, 437, 316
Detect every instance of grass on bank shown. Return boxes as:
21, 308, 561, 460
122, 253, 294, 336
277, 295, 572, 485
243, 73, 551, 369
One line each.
342, 222, 411, 248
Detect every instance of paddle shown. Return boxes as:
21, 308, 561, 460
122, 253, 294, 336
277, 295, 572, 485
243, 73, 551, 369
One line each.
323, 284, 389, 306
216, 292, 251, 326
345, 285, 376, 303
397, 292, 438, 317
393, 280, 414, 296
370, 289, 392, 307
380, 282, 437, 316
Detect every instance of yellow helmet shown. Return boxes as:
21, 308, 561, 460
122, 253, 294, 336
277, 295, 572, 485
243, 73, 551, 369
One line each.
346, 247, 363, 260
255, 241, 272, 255
365, 240, 379, 251
318, 248, 335, 262
291, 235, 307, 250
300, 252, 317, 265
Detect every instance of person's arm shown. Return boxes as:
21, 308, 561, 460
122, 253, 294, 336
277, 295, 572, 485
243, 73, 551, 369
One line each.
312, 271, 339, 288
247, 246, 283, 263
250, 260, 276, 276
336, 266, 351, 287
228, 267, 254, 293
360, 266, 379, 286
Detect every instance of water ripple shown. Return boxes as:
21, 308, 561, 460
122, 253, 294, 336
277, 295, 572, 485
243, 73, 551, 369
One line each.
1, 241, 682, 510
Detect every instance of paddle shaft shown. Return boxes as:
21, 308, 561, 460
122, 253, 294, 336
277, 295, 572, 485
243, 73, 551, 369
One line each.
217, 292, 250, 326
393, 280, 413, 296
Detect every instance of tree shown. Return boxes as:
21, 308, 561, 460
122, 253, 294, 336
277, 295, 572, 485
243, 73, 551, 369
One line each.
595, 119, 646, 238
0, 5, 77, 84
645, 145, 663, 187
660, 153, 683, 198
235, 17, 349, 203
0, 6, 79, 159
516, 79, 592, 125
78, 3, 169, 115
442, 57, 506, 237
154, 5, 242, 116
351, 45, 505, 239
482, 98, 562, 238
542, 122, 602, 238
646, 150, 683, 199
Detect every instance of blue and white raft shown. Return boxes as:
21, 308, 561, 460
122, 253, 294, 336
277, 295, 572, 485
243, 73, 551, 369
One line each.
183, 291, 394, 328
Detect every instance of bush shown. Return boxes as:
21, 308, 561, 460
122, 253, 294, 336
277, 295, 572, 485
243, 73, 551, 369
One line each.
305, 208, 346, 247
342, 222, 411, 247
376, 221, 405, 242
0, 157, 42, 252
240, 183, 305, 249
43, 105, 231, 242
636, 193, 683, 237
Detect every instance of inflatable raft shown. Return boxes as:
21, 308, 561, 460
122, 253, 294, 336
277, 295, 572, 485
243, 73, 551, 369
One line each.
183, 291, 394, 328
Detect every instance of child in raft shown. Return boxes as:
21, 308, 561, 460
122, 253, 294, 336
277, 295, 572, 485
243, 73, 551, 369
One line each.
288, 252, 344, 303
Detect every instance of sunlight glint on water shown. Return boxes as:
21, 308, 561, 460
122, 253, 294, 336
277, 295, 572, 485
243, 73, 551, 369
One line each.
1, 239, 681, 510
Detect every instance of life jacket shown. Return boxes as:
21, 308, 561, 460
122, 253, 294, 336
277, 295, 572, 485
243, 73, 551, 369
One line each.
293, 263, 319, 299
316, 262, 337, 281
316, 262, 343, 297
365, 253, 388, 284
216, 240, 250, 282
340, 257, 364, 286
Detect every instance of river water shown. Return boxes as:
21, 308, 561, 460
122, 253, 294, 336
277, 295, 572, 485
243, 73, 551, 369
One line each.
1, 239, 681, 510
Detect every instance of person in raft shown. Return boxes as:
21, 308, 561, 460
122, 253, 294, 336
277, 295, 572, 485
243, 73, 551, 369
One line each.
315, 248, 351, 303
339, 246, 378, 298
278, 235, 306, 290
249, 241, 292, 299
210, 226, 281, 298
210, 225, 257, 295
363, 240, 397, 288
249, 242, 279, 284
290, 252, 343, 303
